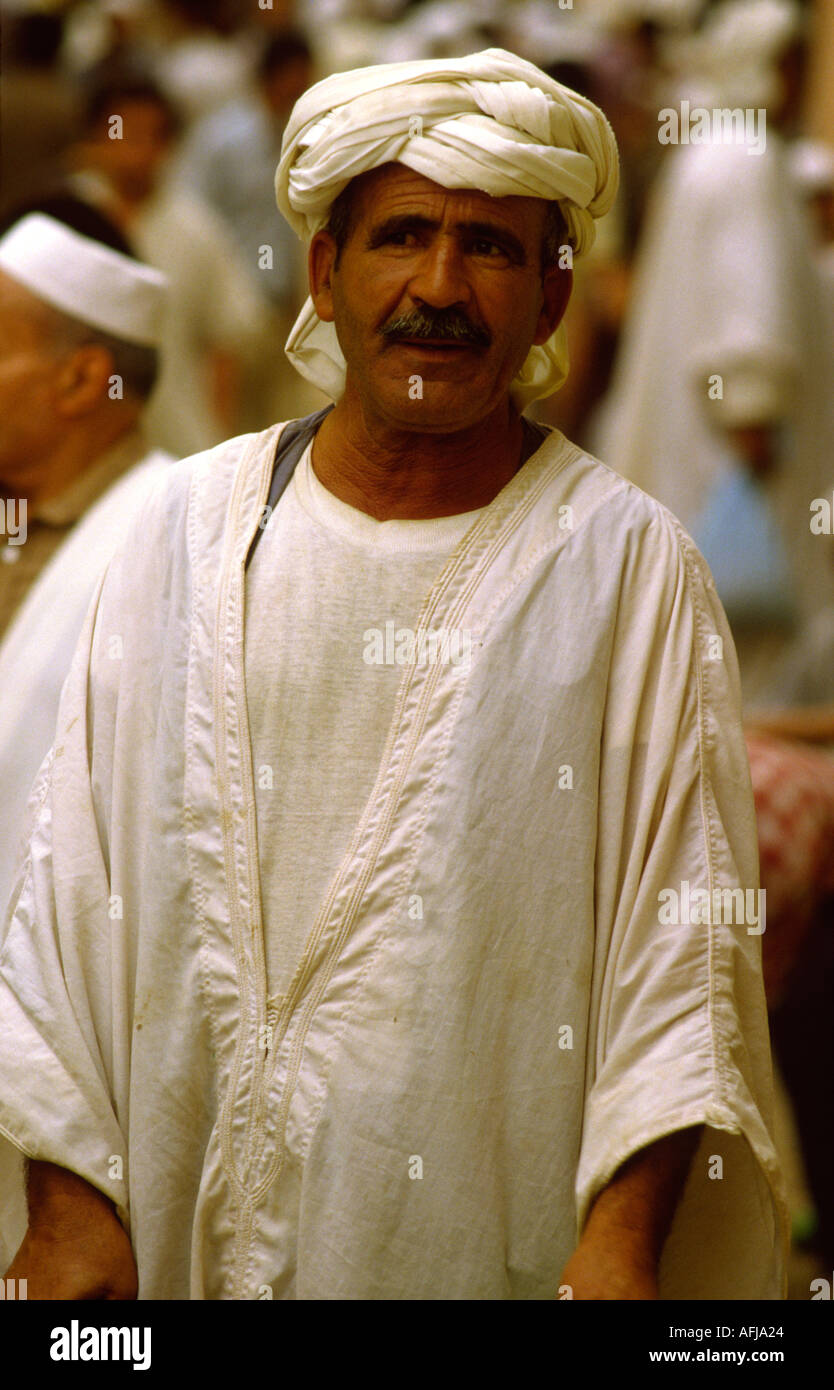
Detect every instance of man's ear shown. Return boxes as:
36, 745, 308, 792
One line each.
309, 229, 339, 322
532, 265, 573, 346
54, 344, 116, 419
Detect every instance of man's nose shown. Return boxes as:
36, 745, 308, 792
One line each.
407, 236, 471, 309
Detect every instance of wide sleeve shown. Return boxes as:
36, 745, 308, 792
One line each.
577, 498, 789, 1299
0, 457, 194, 1244
0, 573, 131, 1236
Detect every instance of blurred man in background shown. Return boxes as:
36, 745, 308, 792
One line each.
67, 71, 266, 454
0, 211, 171, 909
172, 29, 329, 426
595, 0, 834, 709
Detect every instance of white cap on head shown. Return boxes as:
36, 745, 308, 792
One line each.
0, 213, 168, 347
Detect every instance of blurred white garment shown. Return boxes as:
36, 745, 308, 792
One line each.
302, 16, 387, 78
376, 0, 503, 64
0, 437, 171, 910
0, 430, 167, 1275
153, 33, 253, 125
595, 130, 834, 628
169, 96, 328, 428
61, 0, 155, 76
768, 606, 834, 707
132, 188, 267, 456
172, 96, 300, 306
503, 2, 607, 70
686, 0, 804, 109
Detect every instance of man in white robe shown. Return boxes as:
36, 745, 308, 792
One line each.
0, 212, 173, 911
594, 0, 834, 661
0, 49, 786, 1300
169, 32, 330, 430
68, 73, 267, 456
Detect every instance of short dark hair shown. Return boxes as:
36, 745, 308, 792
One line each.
259, 31, 312, 82
43, 308, 160, 403
82, 73, 181, 141
540, 202, 569, 273
0, 193, 135, 256
325, 174, 570, 275
325, 179, 359, 270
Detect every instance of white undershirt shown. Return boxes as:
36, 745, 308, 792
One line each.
244, 440, 483, 1003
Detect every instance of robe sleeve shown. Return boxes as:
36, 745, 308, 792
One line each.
0, 570, 132, 1235
577, 499, 789, 1299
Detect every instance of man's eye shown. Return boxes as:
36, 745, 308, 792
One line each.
471, 239, 504, 257
386, 230, 418, 246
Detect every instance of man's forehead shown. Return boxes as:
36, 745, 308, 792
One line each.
0, 268, 59, 339
349, 163, 547, 230
0, 268, 41, 316
92, 99, 170, 132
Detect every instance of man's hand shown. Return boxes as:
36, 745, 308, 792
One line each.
4, 1160, 137, 1300
558, 1125, 702, 1300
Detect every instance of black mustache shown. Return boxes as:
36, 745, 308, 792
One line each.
381, 307, 490, 348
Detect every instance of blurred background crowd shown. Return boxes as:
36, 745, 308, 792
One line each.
0, 0, 832, 1299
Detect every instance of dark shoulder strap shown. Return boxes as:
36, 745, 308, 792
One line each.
520, 414, 551, 464
247, 405, 548, 569
245, 403, 335, 569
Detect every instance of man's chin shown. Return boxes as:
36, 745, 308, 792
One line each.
369, 379, 499, 432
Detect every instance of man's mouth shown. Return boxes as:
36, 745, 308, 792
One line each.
392, 338, 477, 350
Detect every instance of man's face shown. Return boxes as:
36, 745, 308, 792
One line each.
84, 100, 172, 202
309, 164, 571, 432
0, 272, 63, 486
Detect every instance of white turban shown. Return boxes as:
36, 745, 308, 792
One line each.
275, 47, 619, 409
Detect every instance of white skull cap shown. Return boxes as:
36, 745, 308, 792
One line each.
0, 213, 168, 347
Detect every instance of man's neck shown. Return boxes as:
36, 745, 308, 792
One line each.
8, 415, 140, 511
311, 391, 526, 521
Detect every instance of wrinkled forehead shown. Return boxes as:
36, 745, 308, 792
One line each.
344, 162, 549, 234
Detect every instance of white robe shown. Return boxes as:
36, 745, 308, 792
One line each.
0, 421, 786, 1298
0, 447, 172, 912
0, 445, 172, 1263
